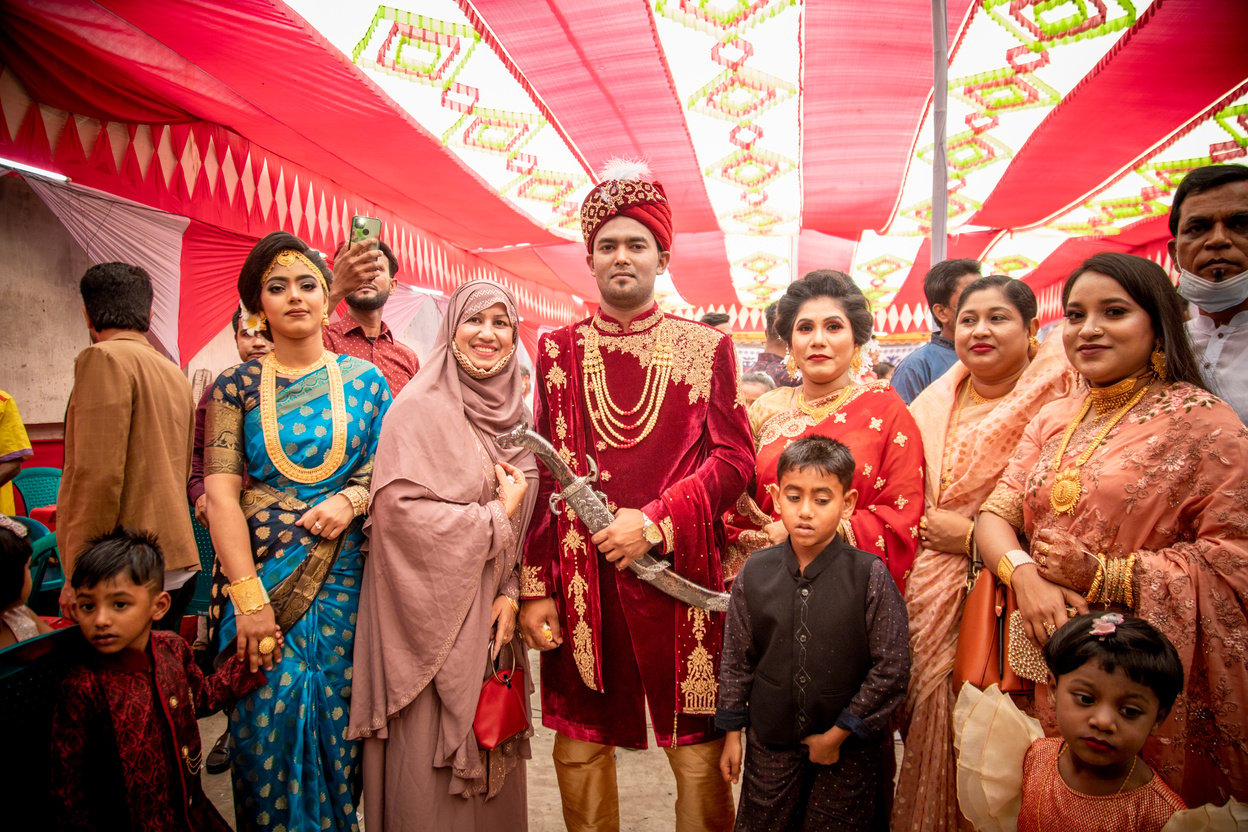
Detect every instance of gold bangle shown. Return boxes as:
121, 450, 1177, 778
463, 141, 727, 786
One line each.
341, 486, 369, 518
962, 520, 976, 556
1123, 553, 1137, 609
1106, 557, 1124, 607
1085, 553, 1105, 602
996, 555, 1015, 587
507, 596, 519, 615
227, 576, 269, 615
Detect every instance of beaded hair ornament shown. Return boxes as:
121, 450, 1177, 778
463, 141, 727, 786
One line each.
1090, 612, 1124, 639
0, 516, 27, 538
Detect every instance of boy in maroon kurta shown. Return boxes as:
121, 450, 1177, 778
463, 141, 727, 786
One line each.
51, 528, 266, 831
518, 160, 755, 831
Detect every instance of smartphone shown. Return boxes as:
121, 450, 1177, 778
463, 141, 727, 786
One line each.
350, 215, 382, 245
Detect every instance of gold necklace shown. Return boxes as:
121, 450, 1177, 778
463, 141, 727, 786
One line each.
260, 352, 347, 483
1038, 746, 1138, 830
967, 382, 1002, 406
796, 384, 857, 422
1088, 376, 1138, 417
1049, 384, 1149, 515
582, 321, 674, 449
268, 350, 330, 377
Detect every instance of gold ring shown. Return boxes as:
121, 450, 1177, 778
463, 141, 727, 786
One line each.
1043, 621, 1057, 636
542, 623, 554, 643
258, 636, 277, 655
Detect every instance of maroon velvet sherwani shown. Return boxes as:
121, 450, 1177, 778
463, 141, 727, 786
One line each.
522, 305, 754, 749
51, 631, 264, 831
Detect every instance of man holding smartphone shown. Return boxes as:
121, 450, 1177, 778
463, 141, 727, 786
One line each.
324, 230, 421, 396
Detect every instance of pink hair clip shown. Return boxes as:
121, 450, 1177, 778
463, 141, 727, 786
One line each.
1090, 612, 1124, 639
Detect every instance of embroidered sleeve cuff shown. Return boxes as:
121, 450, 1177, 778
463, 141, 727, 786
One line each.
520, 563, 549, 599
715, 708, 749, 732
835, 709, 872, 740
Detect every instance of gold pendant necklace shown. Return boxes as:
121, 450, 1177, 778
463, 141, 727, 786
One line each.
1088, 376, 1137, 417
582, 320, 674, 449
967, 382, 1001, 407
260, 351, 347, 484
796, 384, 857, 422
1049, 384, 1149, 515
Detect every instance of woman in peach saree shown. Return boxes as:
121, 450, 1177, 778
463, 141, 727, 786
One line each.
892, 276, 1076, 832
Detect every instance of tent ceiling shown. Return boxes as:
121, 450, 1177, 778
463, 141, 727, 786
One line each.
2, 0, 1246, 332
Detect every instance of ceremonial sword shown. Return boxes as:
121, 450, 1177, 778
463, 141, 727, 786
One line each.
496, 424, 730, 613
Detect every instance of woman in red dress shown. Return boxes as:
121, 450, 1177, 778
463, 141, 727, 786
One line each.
725, 270, 924, 592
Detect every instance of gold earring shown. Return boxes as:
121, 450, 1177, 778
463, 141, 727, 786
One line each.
850, 348, 863, 376
1151, 345, 1167, 381
784, 349, 798, 377
1028, 335, 1039, 350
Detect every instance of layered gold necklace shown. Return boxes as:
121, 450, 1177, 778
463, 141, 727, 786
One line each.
796, 384, 856, 422
1049, 382, 1149, 515
260, 350, 347, 483
583, 321, 674, 449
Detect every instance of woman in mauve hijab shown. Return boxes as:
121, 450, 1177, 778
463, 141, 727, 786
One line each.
349, 280, 539, 831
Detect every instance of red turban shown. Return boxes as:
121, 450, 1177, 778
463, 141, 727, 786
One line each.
580, 177, 673, 253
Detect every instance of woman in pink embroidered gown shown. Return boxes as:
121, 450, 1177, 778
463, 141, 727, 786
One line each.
892, 276, 1077, 832
725, 270, 924, 592
976, 252, 1248, 806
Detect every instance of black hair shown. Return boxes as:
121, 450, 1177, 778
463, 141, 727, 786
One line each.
79, 263, 153, 333
519, 364, 531, 379
776, 436, 855, 492
872, 362, 894, 378
1045, 613, 1185, 712
0, 525, 33, 609
70, 527, 165, 593
1168, 163, 1248, 236
775, 270, 874, 347
764, 301, 780, 341
237, 231, 333, 317
700, 312, 731, 327
924, 258, 982, 310
377, 240, 400, 279
956, 274, 1038, 321
1063, 252, 1206, 389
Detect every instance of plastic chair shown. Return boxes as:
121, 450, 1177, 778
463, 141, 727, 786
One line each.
7, 515, 63, 615
184, 507, 216, 617
12, 467, 61, 514
0, 626, 87, 827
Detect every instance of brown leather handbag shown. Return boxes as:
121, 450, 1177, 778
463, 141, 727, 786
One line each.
952, 549, 1033, 694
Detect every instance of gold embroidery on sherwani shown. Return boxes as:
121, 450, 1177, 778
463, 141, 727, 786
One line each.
545, 365, 567, 392
544, 338, 560, 358
680, 607, 718, 714
576, 317, 722, 404
520, 564, 546, 597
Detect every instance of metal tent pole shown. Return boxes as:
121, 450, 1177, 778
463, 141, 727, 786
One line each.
931, 0, 949, 264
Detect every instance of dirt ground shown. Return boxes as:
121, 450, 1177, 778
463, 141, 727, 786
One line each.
201, 648, 710, 831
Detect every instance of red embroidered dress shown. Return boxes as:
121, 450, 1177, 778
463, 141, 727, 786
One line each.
725, 382, 924, 593
521, 306, 754, 748
51, 631, 264, 831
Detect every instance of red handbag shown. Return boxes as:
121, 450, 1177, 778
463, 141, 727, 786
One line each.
473, 642, 528, 750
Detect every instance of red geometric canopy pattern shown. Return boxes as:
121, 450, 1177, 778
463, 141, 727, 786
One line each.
1, 0, 1246, 338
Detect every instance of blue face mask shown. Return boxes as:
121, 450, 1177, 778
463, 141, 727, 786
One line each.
1179, 267, 1248, 313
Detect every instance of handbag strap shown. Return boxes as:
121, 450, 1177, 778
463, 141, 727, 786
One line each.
486, 639, 517, 684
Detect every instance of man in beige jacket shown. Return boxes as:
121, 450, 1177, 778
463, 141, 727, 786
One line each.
57, 262, 198, 627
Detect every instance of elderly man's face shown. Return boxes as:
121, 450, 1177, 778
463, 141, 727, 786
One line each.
1169, 180, 1248, 281
740, 380, 770, 408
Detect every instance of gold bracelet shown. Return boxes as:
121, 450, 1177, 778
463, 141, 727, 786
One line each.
996, 555, 1015, 587
1085, 553, 1106, 603
506, 596, 519, 615
341, 486, 369, 518
962, 520, 976, 556
1106, 557, 1125, 606
1123, 553, 1136, 609
227, 576, 269, 615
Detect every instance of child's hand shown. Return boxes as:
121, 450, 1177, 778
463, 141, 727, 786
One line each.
801, 726, 850, 766
720, 730, 744, 784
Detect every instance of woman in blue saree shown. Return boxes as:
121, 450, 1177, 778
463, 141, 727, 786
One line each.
204, 231, 391, 831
